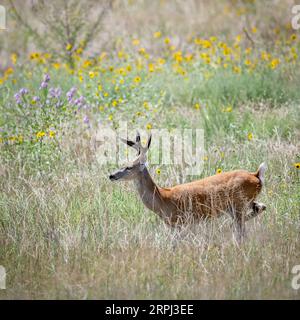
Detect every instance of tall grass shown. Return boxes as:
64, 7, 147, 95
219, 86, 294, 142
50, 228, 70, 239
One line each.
0, 125, 299, 298
0, 0, 300, 299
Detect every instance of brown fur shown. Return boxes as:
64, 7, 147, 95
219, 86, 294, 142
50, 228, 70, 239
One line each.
157, 169, 262, 226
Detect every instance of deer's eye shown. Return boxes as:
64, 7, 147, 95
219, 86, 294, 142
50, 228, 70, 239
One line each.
127, 166, 133, 170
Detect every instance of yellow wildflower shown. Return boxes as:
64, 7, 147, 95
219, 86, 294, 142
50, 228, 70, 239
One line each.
36, 131, 46, 139
11, 53, 17, 65
76, 47, 83, 55
235, 34, 242, 43
89, 71, 95, 79
138, 47, 146, 55
134, 76, 141, 84
30, 52, 40, 60
83, 60, 92, 68
66, 43, 72, 51
244, 59, 251, 66
201, 39, 212, 49
52, 62, 61, 69
185, 54, 193, 62
157, 58, 165, 65
17, 135, 23, 143
222, 105, 233, 113
293, 162, 300, 169
164, 37, 171, 45
4, 68, 14, 78
132, 39, 140, 46
148, 63, 155, 73
233, 66, 241, 74
261, 51, 270, 61
245, 47, 252, 55
173, 51, 183, 63
223, 46, 232, 56
270, 58, 280, 69
118, 51, 125, 59
118, 68, 126, 76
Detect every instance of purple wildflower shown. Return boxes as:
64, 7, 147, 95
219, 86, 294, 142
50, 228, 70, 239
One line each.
67, 87, 77, 102
14, 93, 22, 104
49, 88, 55, 97
74, 95, 85, 106
40, 81, 48, 89
83, 115, 89, 124
43, 74, 51, 83
32, 96, 40, 102
19, 88, 29, 95
49, 87, 62, 99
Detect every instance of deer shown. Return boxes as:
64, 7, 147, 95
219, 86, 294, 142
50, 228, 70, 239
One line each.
109, 132, 267, 242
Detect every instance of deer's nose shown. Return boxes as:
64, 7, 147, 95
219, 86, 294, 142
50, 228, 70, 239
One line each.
109, 174, 116, 181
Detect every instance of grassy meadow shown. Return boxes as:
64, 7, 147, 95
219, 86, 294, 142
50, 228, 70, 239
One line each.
0, 0, 300, 299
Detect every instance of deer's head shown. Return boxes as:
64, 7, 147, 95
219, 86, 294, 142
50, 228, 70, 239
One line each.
109, 132, 152, 181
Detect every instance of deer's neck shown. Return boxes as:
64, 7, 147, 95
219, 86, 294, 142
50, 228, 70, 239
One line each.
135, 167, 171, 219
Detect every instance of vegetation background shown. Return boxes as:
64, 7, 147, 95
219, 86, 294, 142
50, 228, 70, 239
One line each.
0, 0, 299, 299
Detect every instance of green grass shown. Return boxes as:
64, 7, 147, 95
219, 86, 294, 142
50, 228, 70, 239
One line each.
0, 104, 299, 298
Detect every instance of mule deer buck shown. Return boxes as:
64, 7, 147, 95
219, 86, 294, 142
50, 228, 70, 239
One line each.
109, 132, 267, 242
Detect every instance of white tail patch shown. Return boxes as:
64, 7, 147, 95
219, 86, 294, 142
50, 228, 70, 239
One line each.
258, 162, 267, 185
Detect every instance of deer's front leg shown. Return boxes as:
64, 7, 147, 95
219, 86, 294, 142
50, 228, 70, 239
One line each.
234, 213, 246, 244
228, 205, 246, 244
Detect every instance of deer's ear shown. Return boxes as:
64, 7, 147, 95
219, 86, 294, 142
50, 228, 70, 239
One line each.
120, 137, 136, 148
136, 131, 141, 143
147, 133, 152, 150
